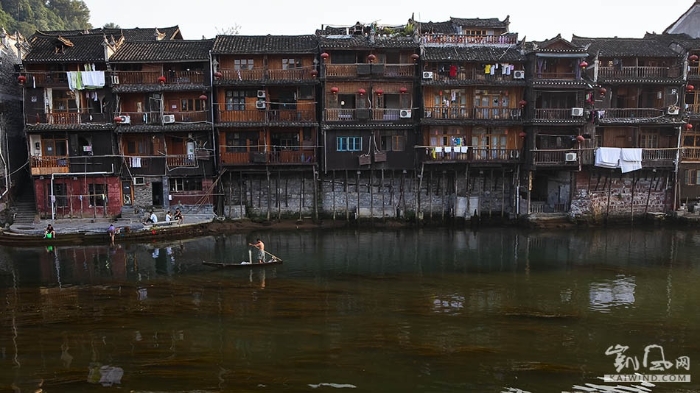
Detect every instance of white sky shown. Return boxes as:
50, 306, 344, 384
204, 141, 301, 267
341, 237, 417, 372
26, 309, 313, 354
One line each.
82, 0, 691, 41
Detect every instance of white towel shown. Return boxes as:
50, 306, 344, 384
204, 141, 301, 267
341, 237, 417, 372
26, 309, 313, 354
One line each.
435, 147, 443, 153
595, 147, 621, 168
460, 146, 468, 153
131, 157, 141, 168
444, 147, 452, 153
620, 148, 643, 173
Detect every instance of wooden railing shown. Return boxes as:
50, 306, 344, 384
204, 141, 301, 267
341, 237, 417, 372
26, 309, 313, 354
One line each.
219, 146, 316, 165
115, 111, 208, 125
534, 72, 580, 80
215, 105, 315, 123
642, 148, 677, 165
31, 155, 70, 175
325, 108, 412, 121
218, 68, 265, 81
597, 66, 680, 80
325, 63, 414, 78
598, 108, 665, 120
423, 107, 523, 120
534, 108, 585, 121
418, 146, 522, 162
689, 66, 699, 80
113, 70, 205, 85
23, 71, 70, 87
421, 34, 518, 45
26, 112, 111, 125
532, 150, 580, 165
166, 154, 197, 167
531, 147, 677, 166
682, 147, 700, 161
266, 67, 317, 80
685, 103, 700, 116
424, 69, 525, 82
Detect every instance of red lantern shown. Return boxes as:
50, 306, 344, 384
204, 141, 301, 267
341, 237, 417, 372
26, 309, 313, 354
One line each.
213, 71, 223, 79
199, 94, 208, 100
114, 116, 122, 123
599, 87, 607, 96
330, 86, 339, 94
367, 54, 376, 63
17, 75, 26, 84
519, 99, 527, 108
580, 61, 588, 68
411, 53, 419, 62
518, 131, 527, 138
157, 76, 166, 84
358, 88, 366, 96
310, 69, 318, 77
321, 52, 329, 60
687, 84, 695, 92
576, 135, 585, 143
399, 87, 408, 94
375, 89, 383, 96
686, 123, 694, 130
690, 54, 699, 62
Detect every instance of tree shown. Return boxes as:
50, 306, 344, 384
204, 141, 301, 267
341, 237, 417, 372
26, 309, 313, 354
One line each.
103, 22, 120, 29
215, 24, 241, 36
0, 0, 91, 37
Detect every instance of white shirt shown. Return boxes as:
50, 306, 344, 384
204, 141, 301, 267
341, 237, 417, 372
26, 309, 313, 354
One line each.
150, 213, 158, 223
165, 213, 172, 222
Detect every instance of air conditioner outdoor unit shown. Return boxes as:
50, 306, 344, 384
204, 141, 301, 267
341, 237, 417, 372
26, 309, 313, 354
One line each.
255, 100, 266, 109
565, 152, 578, 162
667, 106, 680, 115
400, 109, 412, 119
422, 71, 433, 80
571, 107, 584, 117
133, 177, 145, 185
119, 115, 131, 124
111, 75, 120, 84
257, 90, 266, 98
513, 70, 525, 79
162, 114, 175, 124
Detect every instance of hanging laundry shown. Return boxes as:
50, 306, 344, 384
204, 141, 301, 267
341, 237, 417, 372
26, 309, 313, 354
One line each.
485, 64, 491, 74
449, 65, 457, 78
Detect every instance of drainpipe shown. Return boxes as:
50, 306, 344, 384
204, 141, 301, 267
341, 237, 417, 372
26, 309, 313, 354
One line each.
50, 164, 114, 222
674, 125, 682, 211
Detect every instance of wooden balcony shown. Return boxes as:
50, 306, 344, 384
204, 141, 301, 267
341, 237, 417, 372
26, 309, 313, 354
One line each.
23, 71, 70, 87
419, 146, 522, 163
166, 154, 197, 167
642, 148, 677, 167
598, 108, 666, 122
266, 67, 317, 81
115, 111, 208, 125
31, 156, 69, 175
215, 105, 315, 123
424, 107, 522, 120
325, 108, 374, 121
685, 103, 700, 117
424, 69, 524, 83
217, 68, 264, 81
113, 70, 205, 85
533, 108, 586, 122
421, 34, 518, 45
25, 112, 111, 125
325, 63, 414, 78
682, 147, 700, 161
689, 66, 699, 80
532, 149, 585, 166
219, 147, 316, 165
534, 72, 580, 80
596, 66, 681, 80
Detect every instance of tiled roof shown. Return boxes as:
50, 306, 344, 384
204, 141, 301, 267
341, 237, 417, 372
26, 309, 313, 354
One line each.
571, 35, 682, 58
24, 34, 109, 63
318, 35, 418, 50
449, 17, 508, 29
423, 46, 525, 62
212, 35, 319, 54
524, 35, 589, 55
645, 33, 700, 51
110, 40, 214, 62
32, 26, 182, 41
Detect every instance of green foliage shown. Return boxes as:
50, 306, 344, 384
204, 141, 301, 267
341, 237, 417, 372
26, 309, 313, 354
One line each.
0, 0, 92, 37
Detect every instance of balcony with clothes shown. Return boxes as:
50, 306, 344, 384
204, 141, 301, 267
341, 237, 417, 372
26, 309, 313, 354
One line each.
26, 110, 111, 125
21, 68, 107, 89
419, 145, 522, 163
421, 63, 526, 84
531, 91, 587, 124
25, 87, 111, 126
595, 85, 679, 124
594, 127, 678, 169
531, 132, 591, 167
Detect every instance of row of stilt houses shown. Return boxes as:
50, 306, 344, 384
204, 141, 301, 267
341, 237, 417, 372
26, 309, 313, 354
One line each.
9, 4, 700, 222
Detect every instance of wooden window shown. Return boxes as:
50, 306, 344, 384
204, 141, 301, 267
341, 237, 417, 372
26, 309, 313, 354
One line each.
234, 59, 254, 70
225, 131, 257, 152
282, 58, 302, 70
126, 137, 152, 155
180, 98, 204, 112
42, 136, 68, 156
337, 136, 362, 152
88, 183, 105, 206
170, 178, 203, 192
53, 183, 67, 207
298, 86, 314, 100
225, 90, 245, 111
379, 130, 406, 151
640, 132, 658, 148
685, 169, 700, 185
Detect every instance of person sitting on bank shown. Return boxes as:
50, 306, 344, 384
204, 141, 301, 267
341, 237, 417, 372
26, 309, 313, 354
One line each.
165, 210, 172, 223
146, 211, 158, 224
173, 208, 183, 225
108, 223, 116, 244
44, 224, 56, 239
